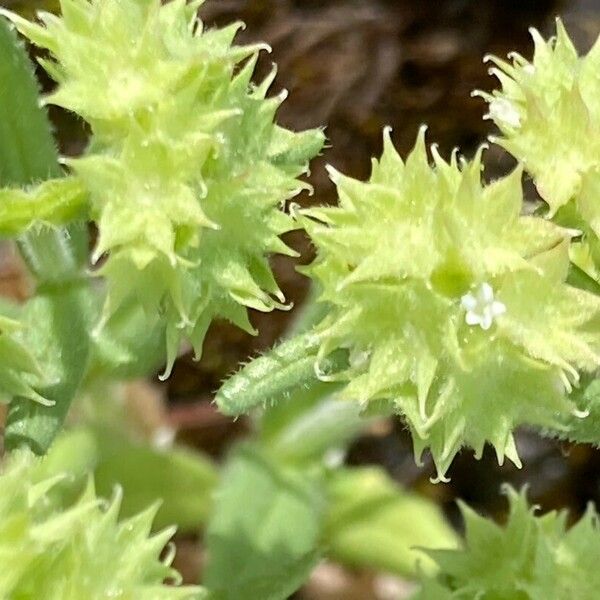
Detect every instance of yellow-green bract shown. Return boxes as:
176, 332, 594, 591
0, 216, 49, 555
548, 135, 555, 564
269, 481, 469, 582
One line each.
301, 128, 600, 480
2, 0, 324, 376
414, 487, 600, 599
0, 450, 204, 599
479, 20, 600, 282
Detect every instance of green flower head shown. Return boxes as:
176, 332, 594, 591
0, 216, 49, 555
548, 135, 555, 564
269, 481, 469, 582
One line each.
478, 20, 600, 280
0, 450, 204, 599
477, 19, 600, 214
2, 0, 324, 375
302, 128, 600, 479
414, 486, 600, 600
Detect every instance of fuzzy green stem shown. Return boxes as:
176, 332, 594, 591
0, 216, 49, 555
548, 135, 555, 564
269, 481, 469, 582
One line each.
215, 332, 348, 417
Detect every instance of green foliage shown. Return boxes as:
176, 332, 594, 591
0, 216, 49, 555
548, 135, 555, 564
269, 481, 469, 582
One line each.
0, 16, 87, 278
0, 450, 205, 599
204, 444, 323, 600
2, 0, 325, 376
257, 380, 366, 465
0, 16, 91, 452
0, 17, 59, 185
3, 2, 600, 597
324, 467, 457, 577
90, 426, 218, 532
37, 425, 218, 532
299, 128, 600, 479
87, 296, 166, 380
414, 487, 600, 600
4, 284, 95, 453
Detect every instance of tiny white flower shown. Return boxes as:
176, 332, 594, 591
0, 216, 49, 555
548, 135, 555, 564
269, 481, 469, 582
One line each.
523, 63, 536, 75
488, 98, 521, 128
461, 282, 506, 330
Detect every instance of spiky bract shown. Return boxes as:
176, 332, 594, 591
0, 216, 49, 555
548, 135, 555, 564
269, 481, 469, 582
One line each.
414, 487, 600, 599
0, 450, 204, 599
2, 0, 324, 374
302, 128, 600, 478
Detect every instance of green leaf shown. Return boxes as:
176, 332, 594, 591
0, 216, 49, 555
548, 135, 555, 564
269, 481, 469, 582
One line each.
90, 426, 218, 532
0, 17, 93, 452
204, 444, 323, 600
0, 16, 88, 276
324, 467, 457, 577
13, 425, 218, 533
285, 283, 331, 338
4, 283, 94, 454
87, 295, 166, 380
36, 426, 97, 484
0, 17, 59, 184
258, 380, 369, 465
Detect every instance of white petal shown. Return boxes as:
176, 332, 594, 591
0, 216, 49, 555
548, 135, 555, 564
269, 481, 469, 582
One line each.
480, 282, 494, 303
465, 311, 481, 326
479, 312, 493, 330
491, 300, 506, 316
461, 293, 478, 311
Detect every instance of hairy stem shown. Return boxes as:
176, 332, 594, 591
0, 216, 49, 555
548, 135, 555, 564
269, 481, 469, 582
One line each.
216, 332, 348, 417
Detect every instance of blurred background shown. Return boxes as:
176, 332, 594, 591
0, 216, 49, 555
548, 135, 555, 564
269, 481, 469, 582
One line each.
2, 0, 600, 597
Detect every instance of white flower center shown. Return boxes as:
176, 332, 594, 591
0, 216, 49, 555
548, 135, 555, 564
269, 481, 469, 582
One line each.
488, 98, 521, 128
461, 283, 506, 330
